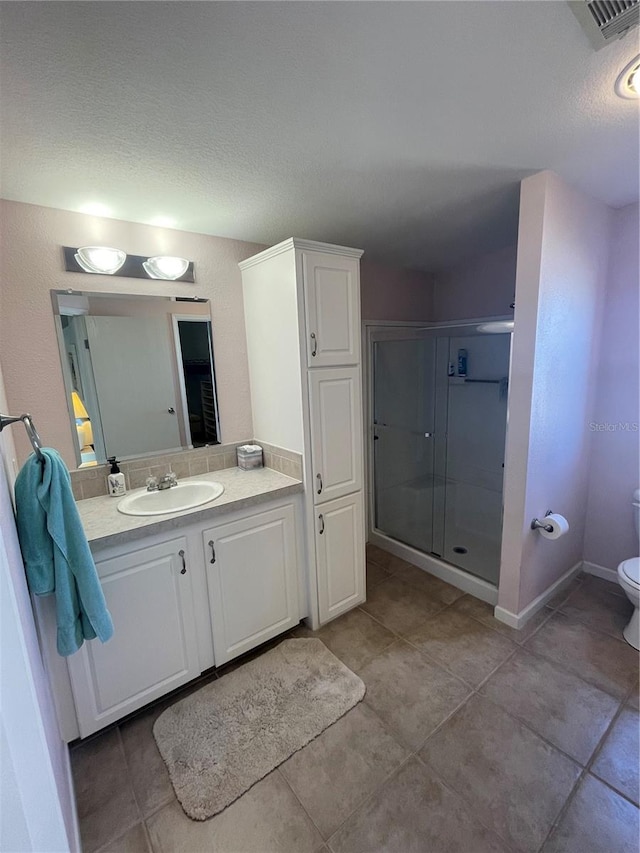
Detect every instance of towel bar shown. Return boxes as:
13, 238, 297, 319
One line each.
0, 413, 45, 463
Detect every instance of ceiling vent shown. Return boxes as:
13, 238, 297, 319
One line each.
569, 0, 639, 49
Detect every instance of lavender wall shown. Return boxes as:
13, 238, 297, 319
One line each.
499, 171, 612, 616
0, 200, 263, 468
360, 259, 434, 321
432, 245, 517, 322
583, 203, 640, 570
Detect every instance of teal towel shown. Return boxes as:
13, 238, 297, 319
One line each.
15, 448, 114, 656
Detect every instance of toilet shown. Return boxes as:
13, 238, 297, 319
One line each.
617, 488, 640, 650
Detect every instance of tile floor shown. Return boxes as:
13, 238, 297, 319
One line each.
71, 546, 639, 853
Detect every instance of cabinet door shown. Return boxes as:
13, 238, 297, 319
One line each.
302, 251, 360, 367
316, 493, 365, 624
309, 367, 363, 504
67, 538, 200, 738
204, 504, 299, 666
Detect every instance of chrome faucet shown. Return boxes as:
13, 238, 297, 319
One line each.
146, 472, 178, 492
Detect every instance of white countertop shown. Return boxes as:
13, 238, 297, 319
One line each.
76, 467, 304, 551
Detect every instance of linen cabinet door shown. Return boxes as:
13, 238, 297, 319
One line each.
309, 367, 363, 504
66, 537, 200, 738
204, 503, 299, 666
316, 493, 365, 624
302, 250, 360, 367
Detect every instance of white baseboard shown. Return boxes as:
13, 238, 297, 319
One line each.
368, 530, 498, 605
494, 561, 583, 630
581, 561, 619, 584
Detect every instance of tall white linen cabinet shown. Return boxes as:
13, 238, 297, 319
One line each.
240, 239, 365, 629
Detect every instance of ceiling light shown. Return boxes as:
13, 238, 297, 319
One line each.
74, 246, 126, 275
615, 54, 640, 99
78, 202, 112, 217
143, 256, 190, 280
476, 321, 515, 334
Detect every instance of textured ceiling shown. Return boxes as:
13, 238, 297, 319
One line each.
0, 1, 638, 271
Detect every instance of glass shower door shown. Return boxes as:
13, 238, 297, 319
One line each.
373, 334, 437, 554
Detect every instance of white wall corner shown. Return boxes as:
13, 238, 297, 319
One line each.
494, 560, 583, 630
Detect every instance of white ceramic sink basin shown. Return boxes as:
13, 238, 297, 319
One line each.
117, 481, 225, 516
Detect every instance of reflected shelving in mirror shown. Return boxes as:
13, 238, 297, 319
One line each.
51, 290, 221, 469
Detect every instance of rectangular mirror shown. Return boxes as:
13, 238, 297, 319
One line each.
52, 291, 221, 468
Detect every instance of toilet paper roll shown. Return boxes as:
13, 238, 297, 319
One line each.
538, 513, 570, 540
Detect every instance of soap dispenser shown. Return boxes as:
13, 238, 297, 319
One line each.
107, 457, 126, 497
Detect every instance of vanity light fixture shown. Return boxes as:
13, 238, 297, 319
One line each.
615, 54, 640, 99
74, 246, 127, 275
476, 321, 515, 334
143, 256, 190, 280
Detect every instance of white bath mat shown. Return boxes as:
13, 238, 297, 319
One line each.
153, 638, 365, 820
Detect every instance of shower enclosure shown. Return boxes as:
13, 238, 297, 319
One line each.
369, 323, 511, 589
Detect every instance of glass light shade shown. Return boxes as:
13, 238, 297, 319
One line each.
75, 246, 126, 274
476, 321, 515, 334
143, 256, 190, 280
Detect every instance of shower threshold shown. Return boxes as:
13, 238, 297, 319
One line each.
368, 528, 498, 606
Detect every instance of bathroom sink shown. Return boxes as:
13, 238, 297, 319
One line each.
117, 481, 225, 516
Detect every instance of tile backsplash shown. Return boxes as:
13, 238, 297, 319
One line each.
70, 440, 303, 500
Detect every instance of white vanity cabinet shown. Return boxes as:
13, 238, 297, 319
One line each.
309, 367, 363, 504
203, 502, 300, 666
241, 239, 366, 629
302, 250, 360, 367
315, 493, 365, 623
37, 487, 304, 741
66, 536, 200, 738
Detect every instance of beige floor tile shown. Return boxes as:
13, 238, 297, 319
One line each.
146, 770, 323, 853
119, 706, 176, 817
280, 703, 409, 838
328, 756, 511, 853
591, 707, 640, 805
582, 574, 627, 598
407, 608, 516, 687
291, 607, 395, 671
542, 774, 640, 853
525, 612, 639, 698
366, 559, 391, 590
356, 640, 471, 749
481, 648, 620, 764
546, 577, 583, 610
452, 594, 551, 643
365, 543, 411, 574
393, 563, 466, 604
559, 580, 633, 640
360, 576, 446, 636
70, 729, 140, 853
420, 694, 580, 853
96, 823, 151, 853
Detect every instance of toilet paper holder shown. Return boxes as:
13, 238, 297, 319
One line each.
531, 510, 554, 533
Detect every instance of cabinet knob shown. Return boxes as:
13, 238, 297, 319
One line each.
178, 549, 187, 574
310, 332, 317, 357
318, 514, 325, 535
208, 540, 216, 564
316, 473, 323, 494
167, 407, 176, 414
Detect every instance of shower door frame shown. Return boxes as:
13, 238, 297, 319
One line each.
363, 318, 514, 606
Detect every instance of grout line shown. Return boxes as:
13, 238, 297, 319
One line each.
413, 752, 518, 852
276, 767, 327, 843
324, 753, 418, 850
